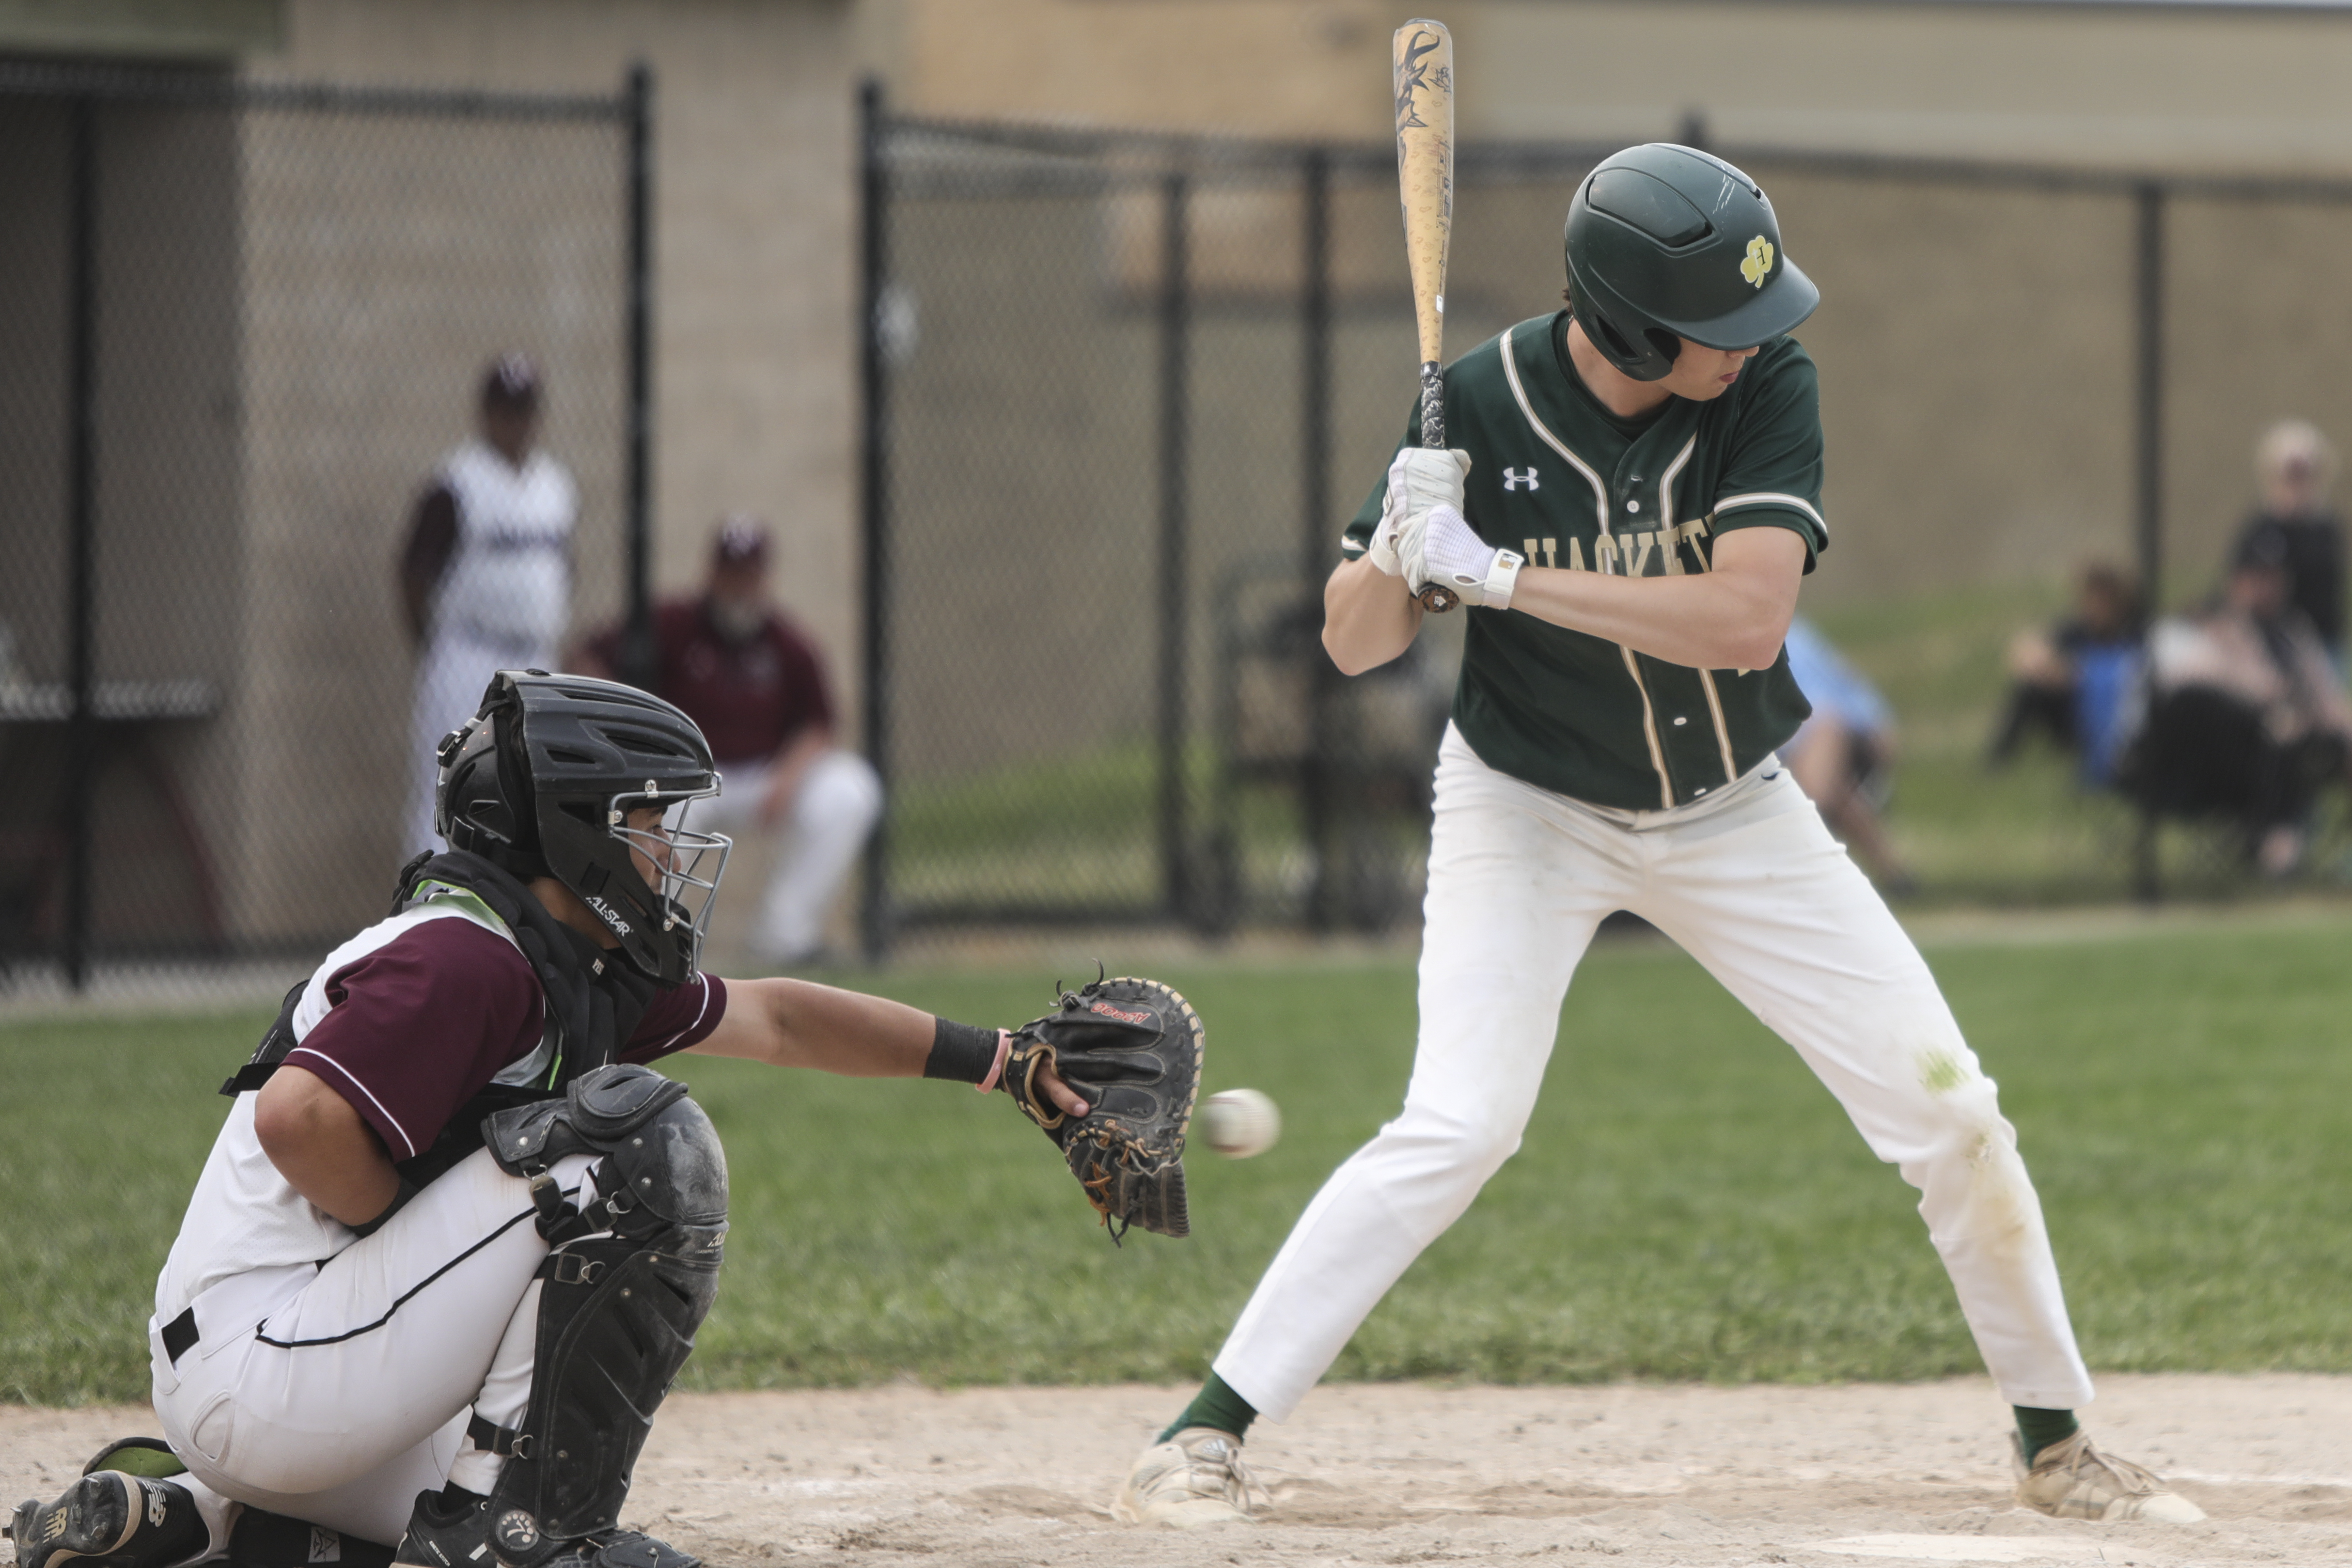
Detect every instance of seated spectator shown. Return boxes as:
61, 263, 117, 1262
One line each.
2229, 419, 2343, 664
2117, 529, 2352, 876
1985, 560, 2142, 784
579, 516, 882, 964
1782, 616, 1916, 894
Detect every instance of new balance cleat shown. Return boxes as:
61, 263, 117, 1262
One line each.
2013, 1430, 2206, 1523
1111, 1426, 1264, 1527
9, 1472, 205, 1568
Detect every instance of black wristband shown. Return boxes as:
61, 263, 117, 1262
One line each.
350, 1175, 422, 1239
924, 1016, 1000, 1085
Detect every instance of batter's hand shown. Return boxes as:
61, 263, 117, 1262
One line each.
1410, 505, 1524, 609
1370, 447, 1473, 578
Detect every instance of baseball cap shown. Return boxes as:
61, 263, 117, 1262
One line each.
713, 514, 771, 567
480, 352, 542, 410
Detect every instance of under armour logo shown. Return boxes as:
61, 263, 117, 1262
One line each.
1502, 467, 1540, 491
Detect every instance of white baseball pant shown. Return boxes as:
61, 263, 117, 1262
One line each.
409, 626, 555, 857
696, 750, 883, 962
1214, 724, 2096, 1422
149, 1150, 597, 1553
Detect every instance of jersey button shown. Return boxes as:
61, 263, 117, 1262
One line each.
1672, 716, 1688, 726
1626, 499, 1641, 513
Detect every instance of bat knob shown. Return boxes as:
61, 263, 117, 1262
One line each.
1417, 583, 1461, 614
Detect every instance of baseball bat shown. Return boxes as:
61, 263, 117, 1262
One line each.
1393, 17, 1460, 614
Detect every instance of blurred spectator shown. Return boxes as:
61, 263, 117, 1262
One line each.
580, 517, 880, 965
1985, 560, 2142, 785
1782, 617, 1916, 894
2228, 419, 2342, 661
2118, 528, 2352, 876
399, 353, 575, 855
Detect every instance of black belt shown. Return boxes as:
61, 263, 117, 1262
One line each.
162, 1307, 199, 1366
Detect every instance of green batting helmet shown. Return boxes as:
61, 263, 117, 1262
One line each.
1564, 143, 1818, 382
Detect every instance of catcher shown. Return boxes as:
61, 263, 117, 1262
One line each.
8, 671, 1199, 1568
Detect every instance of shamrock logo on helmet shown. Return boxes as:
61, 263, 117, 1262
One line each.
1740, 236, 1775, 288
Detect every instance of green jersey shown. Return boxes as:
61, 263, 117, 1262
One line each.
1342, 311, 1828, 810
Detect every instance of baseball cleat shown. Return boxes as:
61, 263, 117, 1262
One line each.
2012, 1430, 2206, 1523
9, 1472, 205, 1568
393, 1488, 699, 1568
1111, 1426, 1264, 1527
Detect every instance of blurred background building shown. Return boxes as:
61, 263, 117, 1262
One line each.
10, 0, 2352, 978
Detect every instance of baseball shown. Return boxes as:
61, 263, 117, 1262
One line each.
1200, 1087, 1281, 1159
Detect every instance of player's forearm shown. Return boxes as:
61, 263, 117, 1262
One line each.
698, 976, 934, 1076
1506, 529, 1805, 670
252, 1067, 403, 1228
1322, 555, 1423, 675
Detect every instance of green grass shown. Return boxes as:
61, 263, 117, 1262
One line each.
11, 915, 2352, 1405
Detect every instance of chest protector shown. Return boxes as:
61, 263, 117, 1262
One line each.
220, 851, 659, 1186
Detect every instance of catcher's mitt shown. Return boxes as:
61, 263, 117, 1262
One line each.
1001, 975, 1204, 1241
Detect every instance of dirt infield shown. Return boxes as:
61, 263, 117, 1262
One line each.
7, 1375, 2349, 1566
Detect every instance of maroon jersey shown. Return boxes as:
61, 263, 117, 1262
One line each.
593, 598, 834, 766
291, 916, 727, 1164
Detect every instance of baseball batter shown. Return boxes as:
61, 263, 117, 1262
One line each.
1115, 145, 2200, 1528
9, 671, 1087, 1568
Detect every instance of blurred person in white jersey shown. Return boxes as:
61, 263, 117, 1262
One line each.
401, 353, 577, 856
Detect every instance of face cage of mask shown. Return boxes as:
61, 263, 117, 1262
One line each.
607, 788, 733, 964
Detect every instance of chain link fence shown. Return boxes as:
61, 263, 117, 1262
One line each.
857, 104, 2352, 948
11, 76, 2352, 992
0, 61, 644, 994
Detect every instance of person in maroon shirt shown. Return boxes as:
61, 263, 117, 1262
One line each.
581, 518, 881, 966
12, 672, 1077, 1568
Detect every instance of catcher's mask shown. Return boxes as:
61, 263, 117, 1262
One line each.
437, 670, 732, 985
1564, 142, 1819, 382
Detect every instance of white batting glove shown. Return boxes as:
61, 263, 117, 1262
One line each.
1372, 446, 1471, 580
1387, 446, 1472, 520
1366, 507, 1406, 576
1411, 504, 1525, 609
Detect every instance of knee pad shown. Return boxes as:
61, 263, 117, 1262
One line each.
479, 1068, 728, 1544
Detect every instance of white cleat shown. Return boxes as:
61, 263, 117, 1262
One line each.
1111, 1426, 1265, 1527
2013, 1430, 2206, 1523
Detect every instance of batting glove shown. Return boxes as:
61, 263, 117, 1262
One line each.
1412, 504, 1525, 610
1387, 446, 1472, 519
1371, 446, 1472, 579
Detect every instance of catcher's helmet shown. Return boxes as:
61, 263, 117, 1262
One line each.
436, 671, 732, 985
1565, 143, 1818, 382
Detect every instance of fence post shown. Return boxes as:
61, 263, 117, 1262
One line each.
1158, 171, 1193, 924
2131, 180, 2165, 905
857, 77, 895, 960
62, 94, 100, 993
620, 62, 655, 690
1299, 147, 1338, 931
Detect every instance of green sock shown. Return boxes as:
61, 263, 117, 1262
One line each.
1158, 1371, 1257, 1446
2014, 1405, 2080, 1463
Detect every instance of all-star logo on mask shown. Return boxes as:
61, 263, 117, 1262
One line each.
1740, 236, 1775, 288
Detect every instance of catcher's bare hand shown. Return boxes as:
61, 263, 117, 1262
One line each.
1029, 1045, 1090, 1118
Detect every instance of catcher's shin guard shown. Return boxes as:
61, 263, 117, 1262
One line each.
8, 1473, 205, 1568
476, 1066, 728, 1554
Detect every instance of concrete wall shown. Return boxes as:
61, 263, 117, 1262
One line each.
869, 0, 2352, 614
208, 0, 858, 943
0, 93, 244, 949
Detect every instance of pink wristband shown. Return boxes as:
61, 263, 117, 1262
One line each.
975, 1029, 1011, 1094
